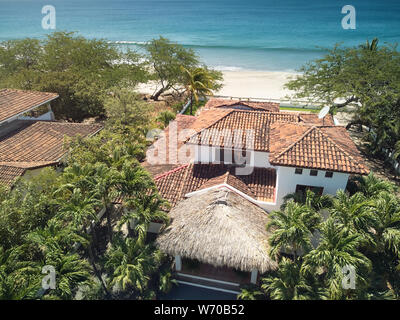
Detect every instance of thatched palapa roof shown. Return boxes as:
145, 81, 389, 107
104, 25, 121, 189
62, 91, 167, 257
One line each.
156, 188, 278, 273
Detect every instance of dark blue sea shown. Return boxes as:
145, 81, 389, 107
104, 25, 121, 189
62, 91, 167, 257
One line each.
0, 0, 399, 71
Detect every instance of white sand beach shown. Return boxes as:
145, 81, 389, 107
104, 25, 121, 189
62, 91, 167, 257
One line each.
215, 70, 299, 100
137, 70, 300, 101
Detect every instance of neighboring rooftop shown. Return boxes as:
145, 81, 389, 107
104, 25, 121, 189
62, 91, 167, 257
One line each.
154, 163, 276, 207
204, 98, 280, 112
0, 120, 102, 187
0, 89, 59, 124
0, 121, 102, 169
156, 188, 278, 273
0, 165, 25, 187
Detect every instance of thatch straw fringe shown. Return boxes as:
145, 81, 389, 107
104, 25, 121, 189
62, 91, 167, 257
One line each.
156, 188, 278, 273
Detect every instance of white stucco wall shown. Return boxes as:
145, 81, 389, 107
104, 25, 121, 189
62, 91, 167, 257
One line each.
195, 145, 217, 163
275, 166, 349, 209
192, 146, 350, 213
194, 146, 271, 168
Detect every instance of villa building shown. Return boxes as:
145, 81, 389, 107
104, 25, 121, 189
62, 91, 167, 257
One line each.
145, 98, 370, 293
0, 89, 102, 187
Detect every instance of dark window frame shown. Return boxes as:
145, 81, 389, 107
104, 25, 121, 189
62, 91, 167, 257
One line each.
325, 171, 334, 178
310, 170, 318, 176
295, 168, 303, 175
295, 184, 324, 196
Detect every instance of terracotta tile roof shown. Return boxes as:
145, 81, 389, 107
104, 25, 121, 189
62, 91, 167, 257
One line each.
0, 121, 103, 168
0, 89, 59, 123
0, 161, 58, 169
269, 124, 370, 174
268, 122, 311, 155
299, 113, 335, 126
197, 171, 256, 198
0, 165, 25, 187
190, 109, 232, 133
145, 110, 231, 166
154, 163, 276, 207
141, 163, 181, 178
183, 108, 368, 174
145, 114, 196, 165
204, 98, 280, 112
187, 110, 300, 151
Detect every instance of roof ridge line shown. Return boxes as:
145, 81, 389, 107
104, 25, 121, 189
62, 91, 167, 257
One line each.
316, 127, 367, 170
35, 121, 101, 126
270, 126, 316, 162
0, 88, 59, 96
227, 173, 256, 198
223, 170, 229, 184
154, 163, 189, 181
176, 162, 193, 200
198, 109, 235, 132
185, 109, 235, 143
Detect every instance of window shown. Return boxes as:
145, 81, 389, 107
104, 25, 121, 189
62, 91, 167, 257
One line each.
296, 185, 324, 196
325, 171, 334, 178
219, 148, 225, 163
310, 170, 318, 176
295, 168, 303, 175
218, 148, 248, 165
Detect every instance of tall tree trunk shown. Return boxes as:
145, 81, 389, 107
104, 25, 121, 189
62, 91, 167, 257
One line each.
84, 226, 111, 298
87, 244, 111, 298
293, 244, 297, 262
189, 94, 193, 115
345, 120, 365, 130
105, 206, 113, 242
151, 87, 165, 101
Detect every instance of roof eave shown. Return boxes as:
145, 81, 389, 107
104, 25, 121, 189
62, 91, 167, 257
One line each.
0, 94, 59, 125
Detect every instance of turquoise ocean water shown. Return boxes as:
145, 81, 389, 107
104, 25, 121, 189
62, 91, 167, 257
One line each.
0, 0, 399, 71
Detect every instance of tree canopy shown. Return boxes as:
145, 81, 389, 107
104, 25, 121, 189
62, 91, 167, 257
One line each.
0, 32, 148, 121
243, 174, 400, 300
286, 39, 400, 158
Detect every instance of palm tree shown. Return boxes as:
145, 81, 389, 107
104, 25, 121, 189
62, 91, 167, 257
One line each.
104, 233, 162, 298
351, 173, 396, 198
367, 192, 400, 293
237, 286, 264, 300
360, 38, 379, 51
57, 188, 99, 231
267, 201, 320, 261
282, 189, 333, 211
301, 218, 372, 300
90, 163, 121, 242
330, 190, 375, 243
27, 219, 88, 255
261, 258, 313, 300
118, 161, 155, 198
370, 192, 400, 257
121, 193, 169, 242
42, 251, 92, 300
55, 188, 110, 296
158, 269, 178, 294
0, 246, 41, 300
180, 66, 216, 115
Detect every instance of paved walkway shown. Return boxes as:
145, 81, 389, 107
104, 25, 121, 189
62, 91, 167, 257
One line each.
160, 283, 238, 300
